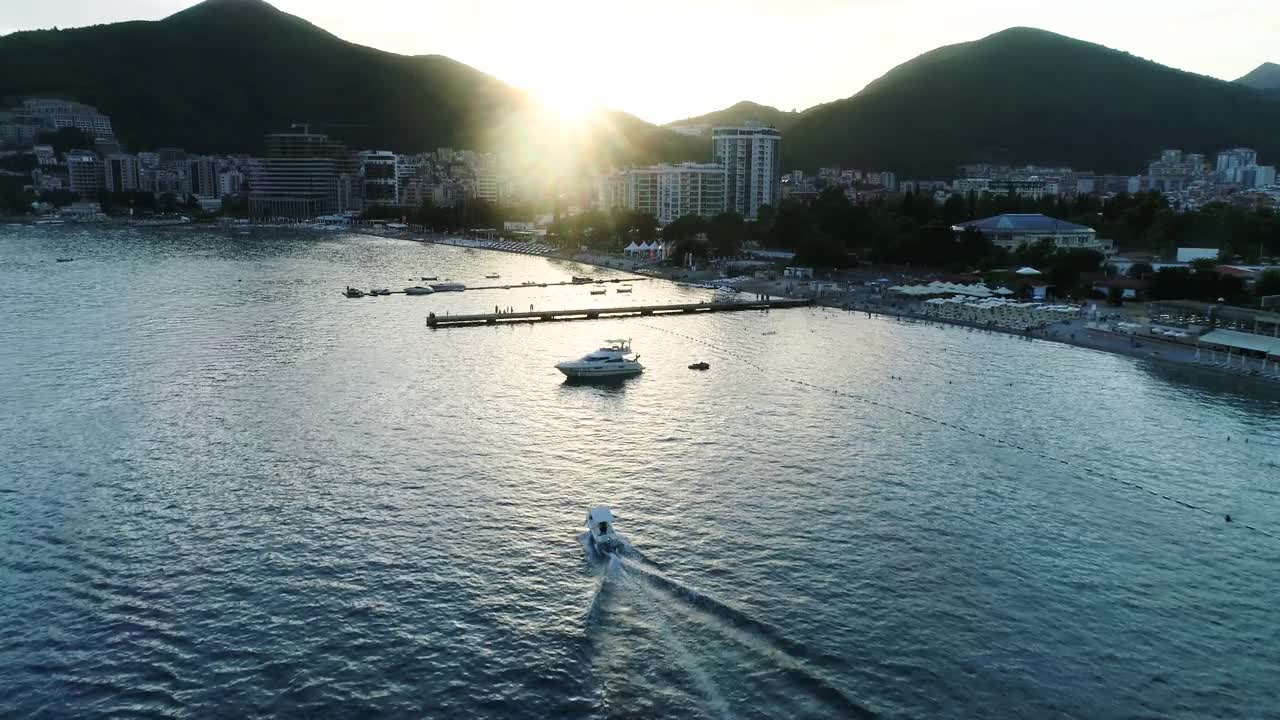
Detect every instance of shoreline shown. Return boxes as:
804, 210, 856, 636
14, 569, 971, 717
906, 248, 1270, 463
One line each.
837, 300, 1280, 387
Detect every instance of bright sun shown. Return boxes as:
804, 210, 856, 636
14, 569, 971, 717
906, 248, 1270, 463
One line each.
534, 86, 598, 128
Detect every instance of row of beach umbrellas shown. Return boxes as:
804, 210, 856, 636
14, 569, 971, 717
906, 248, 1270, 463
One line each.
888, 281, 1016, 298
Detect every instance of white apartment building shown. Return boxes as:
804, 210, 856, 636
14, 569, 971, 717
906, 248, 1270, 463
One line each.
606, 163, 727, 225
66, 150, 103, 197
217, 169, 245, 197
21, 98, 114, 138
1216, 148, 1258, 177
473, 169, 499, 203
712, 125, 781, 220
656, 163, 726, 225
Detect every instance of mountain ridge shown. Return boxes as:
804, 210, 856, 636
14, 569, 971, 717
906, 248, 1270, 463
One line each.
781, 27, 1280, 176
665, 101, 802, 132
1235, 62, 1280, 90
0, 0, 702, 167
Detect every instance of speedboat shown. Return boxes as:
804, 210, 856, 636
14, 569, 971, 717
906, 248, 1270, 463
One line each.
589, 288, 607, 295
430, 281, 466, 292
404, 286, 435, 295
343, 287, 365, 298
556, 339, 643, 379
421, 276, 438, 281
615, 286, 632, 293
485, 274, 501, 279
586, 506, 622, 554
572, 275, 592, 284
688, 361, 710, 370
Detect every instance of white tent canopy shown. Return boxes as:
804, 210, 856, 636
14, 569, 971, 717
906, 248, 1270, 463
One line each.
1015, 267, 1043, 276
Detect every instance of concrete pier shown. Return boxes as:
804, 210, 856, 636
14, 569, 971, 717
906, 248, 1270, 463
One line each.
425, 298, 812, 328
348, 277, 651, 296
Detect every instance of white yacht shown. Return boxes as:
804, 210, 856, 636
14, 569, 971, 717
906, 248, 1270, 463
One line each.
586, 506, 622, 554
556, 339, 643, 379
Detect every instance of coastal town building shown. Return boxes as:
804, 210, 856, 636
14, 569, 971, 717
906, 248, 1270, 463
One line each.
656, 163, 727, 225
0, 111, 48, 148
1215, 148, 1258, 178
602, 163, 728, 224
712, 124, 780, 220
183, 156, 219, 198
250, 130, 362, 218
216, 169, 244, 197
66, 150, 103, 197
104, 153, 140, 193
33, 145, 57, 166
952, 214, 1111, 254
359, 150, 399, 207
20, 99, 115, 139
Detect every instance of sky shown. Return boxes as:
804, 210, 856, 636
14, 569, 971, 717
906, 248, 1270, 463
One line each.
4, 0, 1278, 124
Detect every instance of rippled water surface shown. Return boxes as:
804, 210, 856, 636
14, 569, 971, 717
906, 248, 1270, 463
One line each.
3, 226, 1279, 719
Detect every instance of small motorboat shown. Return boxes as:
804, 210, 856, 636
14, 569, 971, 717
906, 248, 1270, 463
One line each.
572, 275, 592, 284
343, 287, 365, 298
586, 506, 622, 554
370, 288, 391, 296
404, 286, 435, 295
688, 362, 710, 370
557, 339, 643, 379
485, 274, 501, 279
615, 286, 633, 293
421, 276, 438, 281
589, 288, 607, 295
430, 281, 466, 292
55, 258, 75, 263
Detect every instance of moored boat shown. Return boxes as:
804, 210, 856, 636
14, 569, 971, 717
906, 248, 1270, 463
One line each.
556, 339, 643, 379
430, 281, 466, 292
404, 286, 435, 295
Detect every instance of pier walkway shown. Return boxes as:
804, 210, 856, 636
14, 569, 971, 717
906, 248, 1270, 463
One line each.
426, 298, 812, 328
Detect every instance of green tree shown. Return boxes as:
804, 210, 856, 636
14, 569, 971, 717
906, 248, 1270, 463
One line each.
36, 127, 94, 157
1126, 261, 1154, 279
662, 214, 709, 259
1189, 257, 1218, 273
705, 212, 745, 257
1256, 269, 1280, 299
770, 201, 818, 250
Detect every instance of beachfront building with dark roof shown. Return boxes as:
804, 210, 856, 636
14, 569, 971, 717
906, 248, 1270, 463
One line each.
952, 213, 1112, 255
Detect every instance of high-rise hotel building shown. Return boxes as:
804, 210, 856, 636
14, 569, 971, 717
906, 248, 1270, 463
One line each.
711, 124, 780, 220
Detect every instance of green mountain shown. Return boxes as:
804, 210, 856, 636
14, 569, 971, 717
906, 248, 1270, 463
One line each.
784, 28, 1280, 177
1236, 62, 1280, 90
0, 0, 702, 166
665, 101, 801, 132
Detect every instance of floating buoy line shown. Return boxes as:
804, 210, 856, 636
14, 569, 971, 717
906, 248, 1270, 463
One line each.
641, 321, 1277, 542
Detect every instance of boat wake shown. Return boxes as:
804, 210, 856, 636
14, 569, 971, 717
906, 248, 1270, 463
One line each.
584, 546, 877, 719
